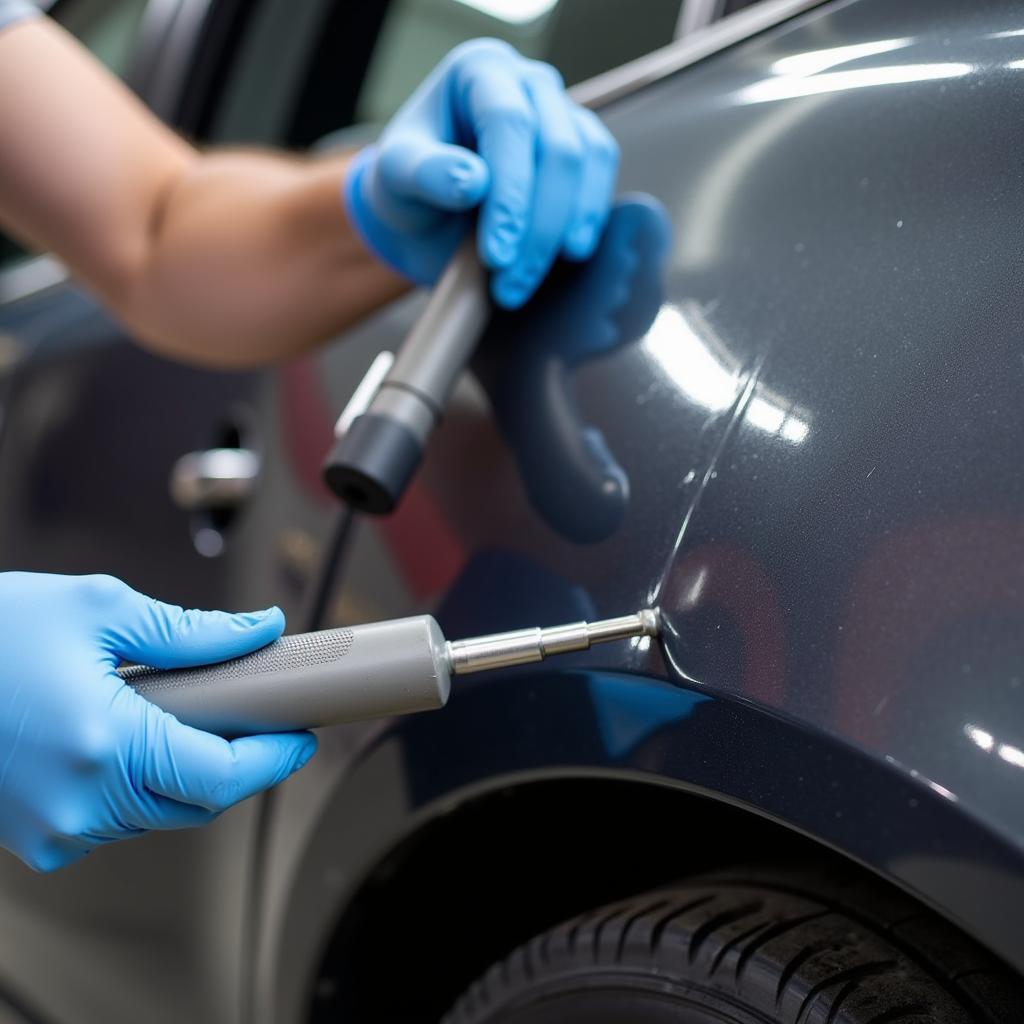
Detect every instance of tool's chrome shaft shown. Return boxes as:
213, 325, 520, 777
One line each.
446, 609, 659, 676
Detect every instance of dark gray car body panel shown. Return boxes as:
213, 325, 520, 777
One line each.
256, 0, 1024, 1017
0, 0, 1022, 1022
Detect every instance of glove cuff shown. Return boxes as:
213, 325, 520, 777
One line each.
343, 146, 437, 287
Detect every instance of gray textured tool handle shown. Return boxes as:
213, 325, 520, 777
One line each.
117, 616, 451, 737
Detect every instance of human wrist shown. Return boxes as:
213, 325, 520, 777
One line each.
342, 145, 450, 286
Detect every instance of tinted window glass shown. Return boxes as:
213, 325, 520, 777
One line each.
357, 0, 681, 125
199, 0, 685, 153
56, 0, 147, 74
225, 0, 685, 150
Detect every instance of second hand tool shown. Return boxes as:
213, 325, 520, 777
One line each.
118, 609, 660, 737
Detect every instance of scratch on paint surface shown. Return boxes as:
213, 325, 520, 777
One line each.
647, 352, 768, 609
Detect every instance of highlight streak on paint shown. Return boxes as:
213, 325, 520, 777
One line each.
646, 352, 767, 613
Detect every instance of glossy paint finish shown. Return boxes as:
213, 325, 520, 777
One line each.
605, 0, 1024, 890
254, 0, 1024, 1017
0, 0, 1022, 1021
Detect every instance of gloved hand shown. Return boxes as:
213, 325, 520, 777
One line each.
344, 38, 619, 309
0, 572, 316, 872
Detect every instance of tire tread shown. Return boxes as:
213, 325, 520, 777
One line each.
442, 867, 1024, 1024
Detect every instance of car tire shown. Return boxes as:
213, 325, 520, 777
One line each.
442, 866, 1024, 1024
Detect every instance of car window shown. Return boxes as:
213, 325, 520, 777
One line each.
356, 0, 681, 126
208, 0, 683, 152
0, 0, 150, 270
676, 0, 766, 36
57, 0, 148, 73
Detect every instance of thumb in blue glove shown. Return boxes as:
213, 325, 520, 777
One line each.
345, 38, 619, 309
0, 572, 316, 872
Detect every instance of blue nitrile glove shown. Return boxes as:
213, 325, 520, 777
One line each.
0, 572, 316, 872
344, 38, 620, 309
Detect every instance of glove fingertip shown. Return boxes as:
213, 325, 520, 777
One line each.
205, 606, 283, 663
25, 841, 88, 874
479, 211, 526, 270
491, 274, 531, 310
415, 148, 489, 211
564, 219, 599, 261
232, 731, 317, 795
291, 732, 318, 773
235, 605, 285, 635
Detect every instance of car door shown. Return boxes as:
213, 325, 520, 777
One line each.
0, 3, 687, 1022
0, 5, 291, 1024
0, 0, 273, 615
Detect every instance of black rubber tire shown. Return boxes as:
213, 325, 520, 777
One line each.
442, 866, 1024, 1024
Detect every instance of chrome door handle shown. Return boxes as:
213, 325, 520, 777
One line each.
170, 448, 260, 511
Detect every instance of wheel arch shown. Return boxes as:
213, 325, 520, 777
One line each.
302, 770, 1009, 1023
259, 671, 1024, 1023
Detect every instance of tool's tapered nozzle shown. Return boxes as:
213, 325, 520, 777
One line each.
445, 609, 660, 675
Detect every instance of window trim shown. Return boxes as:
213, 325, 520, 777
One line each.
572, 0, 827, 108
676, 0, 727, 39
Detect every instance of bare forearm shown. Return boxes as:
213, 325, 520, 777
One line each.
122, 150, 407, 368
0, 18, 406, 369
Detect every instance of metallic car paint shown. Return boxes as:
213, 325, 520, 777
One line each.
256, 0, 1024, 1015
0, 0, 1020, 1021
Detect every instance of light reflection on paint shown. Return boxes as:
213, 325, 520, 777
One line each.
964, 722, 1024, 770
587, 674, 707, 758
680, 567, 708, 611
781, 418, 810, 444
737, 63, 974, 105
884, 753, 959, 803
998, 743, 1024, 769
746, 395, 785, 434
771, 38, 913, 77
926, 780, 958, 802
643, 303, 812, 445
965, 723, 995, 752
643, 305, 740, 414
677, 97, 818, 270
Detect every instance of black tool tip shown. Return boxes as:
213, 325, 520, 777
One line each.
323, 413, 424, 514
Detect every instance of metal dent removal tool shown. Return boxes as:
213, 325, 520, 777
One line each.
322, 237, 487, 513
117, 610, 660, 738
